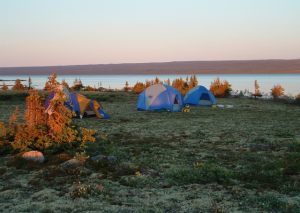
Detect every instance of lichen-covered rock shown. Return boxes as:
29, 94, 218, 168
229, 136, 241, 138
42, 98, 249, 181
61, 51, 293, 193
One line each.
22, 151, 45, 163
107, 156, 117, 164
90, 154, 106, 162
60, 158, 83, 170
89, 154, 117, 171
91, 154, 117, 164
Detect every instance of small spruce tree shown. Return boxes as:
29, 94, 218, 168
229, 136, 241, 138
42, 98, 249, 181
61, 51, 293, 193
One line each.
12, 79, 25, 91
1, 83, 8, 91
44, 74, 59, 91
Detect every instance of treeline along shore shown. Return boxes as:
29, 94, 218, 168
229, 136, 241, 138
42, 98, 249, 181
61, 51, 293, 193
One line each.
1, 59, 300, 75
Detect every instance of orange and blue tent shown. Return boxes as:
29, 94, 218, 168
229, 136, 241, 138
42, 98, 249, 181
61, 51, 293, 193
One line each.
46, 92, 109, 119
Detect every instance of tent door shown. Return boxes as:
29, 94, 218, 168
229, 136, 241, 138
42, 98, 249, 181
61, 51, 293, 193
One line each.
199, 93, 212, 105
84, 103, 96, 117
173, 95, 180, 111
174, 96, 179, 104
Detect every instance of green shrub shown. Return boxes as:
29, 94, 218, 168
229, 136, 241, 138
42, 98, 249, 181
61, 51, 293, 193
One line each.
282, 153, 300, 176
119, 175, 157, 188
244, 193, 300, 213
165, 163, 233, 185
236, 154, 283, 188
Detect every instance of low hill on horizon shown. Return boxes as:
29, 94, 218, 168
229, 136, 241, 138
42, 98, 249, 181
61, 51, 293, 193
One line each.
1, 59, 300, 75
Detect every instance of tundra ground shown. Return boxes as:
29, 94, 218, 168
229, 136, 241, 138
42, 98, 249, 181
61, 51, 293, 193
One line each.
0, 91, 300, 212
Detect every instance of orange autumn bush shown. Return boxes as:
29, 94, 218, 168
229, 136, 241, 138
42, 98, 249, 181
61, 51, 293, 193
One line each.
188, 75, 198, 90
130, 75, 198, 95
172, 78, 189, 95
210, 78, 232, 97
271, 84, 284, 98
80, 128, 96, 144
1, 89, 96, 152
172, 75, 198, 95
1, 83, 8, 91
46, 90, 78, 144
132, 82, 145, 94
24, 90, 47, 129
7, 107, 20, 138
0, 107, 21, 153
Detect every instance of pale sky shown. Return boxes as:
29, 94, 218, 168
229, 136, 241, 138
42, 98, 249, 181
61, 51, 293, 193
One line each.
1, 0, 300, 67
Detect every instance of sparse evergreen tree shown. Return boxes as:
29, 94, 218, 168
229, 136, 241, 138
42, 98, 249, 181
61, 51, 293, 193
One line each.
1, 83, 8, 91
145, 80, 151, 88
124, 81, 130, 92
71, 78, 84, 91
12, 89, 96, 151
154, 77, 161, 84
12, 79, 25, 91
165, 78, 171, 86
25, 90, 47, 129
61, 79, 70, 89
28, 77, 33, 90
189, 75, 198, 90
44, 73, 59, 91
253, 80, 262, 98
172, 77, 189, 95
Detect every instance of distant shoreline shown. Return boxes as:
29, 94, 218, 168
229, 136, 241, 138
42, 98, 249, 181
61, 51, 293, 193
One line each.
1, 59, 300, 75
1, 73, 300, 76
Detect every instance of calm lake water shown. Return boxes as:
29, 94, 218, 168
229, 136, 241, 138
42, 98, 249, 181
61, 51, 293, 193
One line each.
0, 74, 300, 96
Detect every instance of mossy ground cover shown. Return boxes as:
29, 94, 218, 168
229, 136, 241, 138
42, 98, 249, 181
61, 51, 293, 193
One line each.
1, 91, 300, 212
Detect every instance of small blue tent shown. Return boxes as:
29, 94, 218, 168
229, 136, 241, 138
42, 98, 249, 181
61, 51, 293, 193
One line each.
184, 86, 216, 106
137, 84, 184, 112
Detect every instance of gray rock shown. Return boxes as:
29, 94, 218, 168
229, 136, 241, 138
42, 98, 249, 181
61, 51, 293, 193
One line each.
60, 158, 83, 170
90, 154, 117, 165
90, 154, 106, 162
107, 156, 117, 164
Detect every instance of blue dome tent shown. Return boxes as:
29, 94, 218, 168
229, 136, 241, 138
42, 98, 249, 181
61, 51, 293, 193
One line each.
137, 84, 184, 112
184, 86, 216, 106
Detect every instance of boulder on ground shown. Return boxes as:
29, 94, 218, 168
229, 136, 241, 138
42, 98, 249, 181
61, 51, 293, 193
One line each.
22, 151, 45, 163
90, 154, 117, 165
90, 154, 106, 162
60, 158, 84, 170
